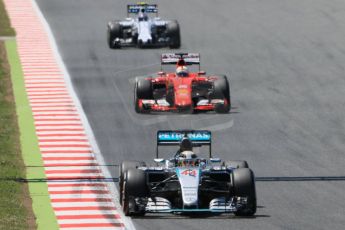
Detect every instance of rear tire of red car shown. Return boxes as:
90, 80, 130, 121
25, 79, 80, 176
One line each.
134, 78, 153, 113
212, 75, 231, 113
232, 168, 257, 216
167, 20, 181, 49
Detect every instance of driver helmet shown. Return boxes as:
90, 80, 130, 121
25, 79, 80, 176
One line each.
138, 10, 148, 21
176, 66, 189, 77
178, 150, 198, 166
180, 137, 193, 152
180, 150, 197, 159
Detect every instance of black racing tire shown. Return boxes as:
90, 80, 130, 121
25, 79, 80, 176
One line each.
119, 161, 146, 203
122, 169, 148, 216
134, 88, 150, 114
107, 21, 121, 49
224, 160, 249, 169
167, 20, 181, 49
211, 75, 231, 113
232, 168, 257, 216
135, 78, 153, 99
134, 78, 153, 113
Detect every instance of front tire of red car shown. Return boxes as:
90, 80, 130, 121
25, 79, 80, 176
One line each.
214, 103, 230, 114
212, 75, 231, 113
134, 78, 153, 113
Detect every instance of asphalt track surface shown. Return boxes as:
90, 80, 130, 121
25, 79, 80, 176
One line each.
35, 0, 345, 229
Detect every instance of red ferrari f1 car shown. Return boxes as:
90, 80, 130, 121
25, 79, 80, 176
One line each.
134, 53, 231, 113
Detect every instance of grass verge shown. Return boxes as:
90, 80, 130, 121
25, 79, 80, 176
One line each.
0, 0, 15, 36
0, 42, 35, 229
1, 0, 57, 228
0, 1, 32, 228
6, 40, 59, 230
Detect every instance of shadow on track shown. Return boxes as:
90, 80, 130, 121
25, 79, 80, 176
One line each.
0, 177, 119, 183
132, 212, 270, 220
3, 175, 345, 183
135, 106, 240, 116
255, 176, 345, 182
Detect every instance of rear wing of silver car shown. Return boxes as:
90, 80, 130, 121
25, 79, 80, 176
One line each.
127, 3, 158, 16
156, 130, 212, 158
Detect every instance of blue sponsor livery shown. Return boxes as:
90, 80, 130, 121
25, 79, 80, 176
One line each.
127, 4, 158, 14
158, 131, 211, 142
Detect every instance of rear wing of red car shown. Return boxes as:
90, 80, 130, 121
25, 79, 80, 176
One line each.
156, 130, 212, 158
161, 53, 200, 66
127, 3, 158, 16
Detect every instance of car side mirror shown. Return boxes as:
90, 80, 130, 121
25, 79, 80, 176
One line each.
210, 158, 221, 163
198, 71, 206, 75
154, 158, 165, 163
157, 71, 166, 76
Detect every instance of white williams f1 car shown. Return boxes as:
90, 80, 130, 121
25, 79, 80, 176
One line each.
107, 3, 181, 49
119, 130, 257, 216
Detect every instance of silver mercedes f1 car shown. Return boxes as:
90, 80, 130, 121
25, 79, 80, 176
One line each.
107, 3, 181, 49
119, 130, 256, 216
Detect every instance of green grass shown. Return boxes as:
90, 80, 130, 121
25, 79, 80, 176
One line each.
0, 1, 58, 228
0, 42, 33, 229
0, 0, 15, 36
6, 40, 58, 230
0, 0, 58, 227
0, 2, 36, 229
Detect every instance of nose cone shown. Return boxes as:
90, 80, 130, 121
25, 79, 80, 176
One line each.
172, 78, 193, 109
175, 89, 192, 107
177, 168, 200, 208
138, 21, 152, 43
